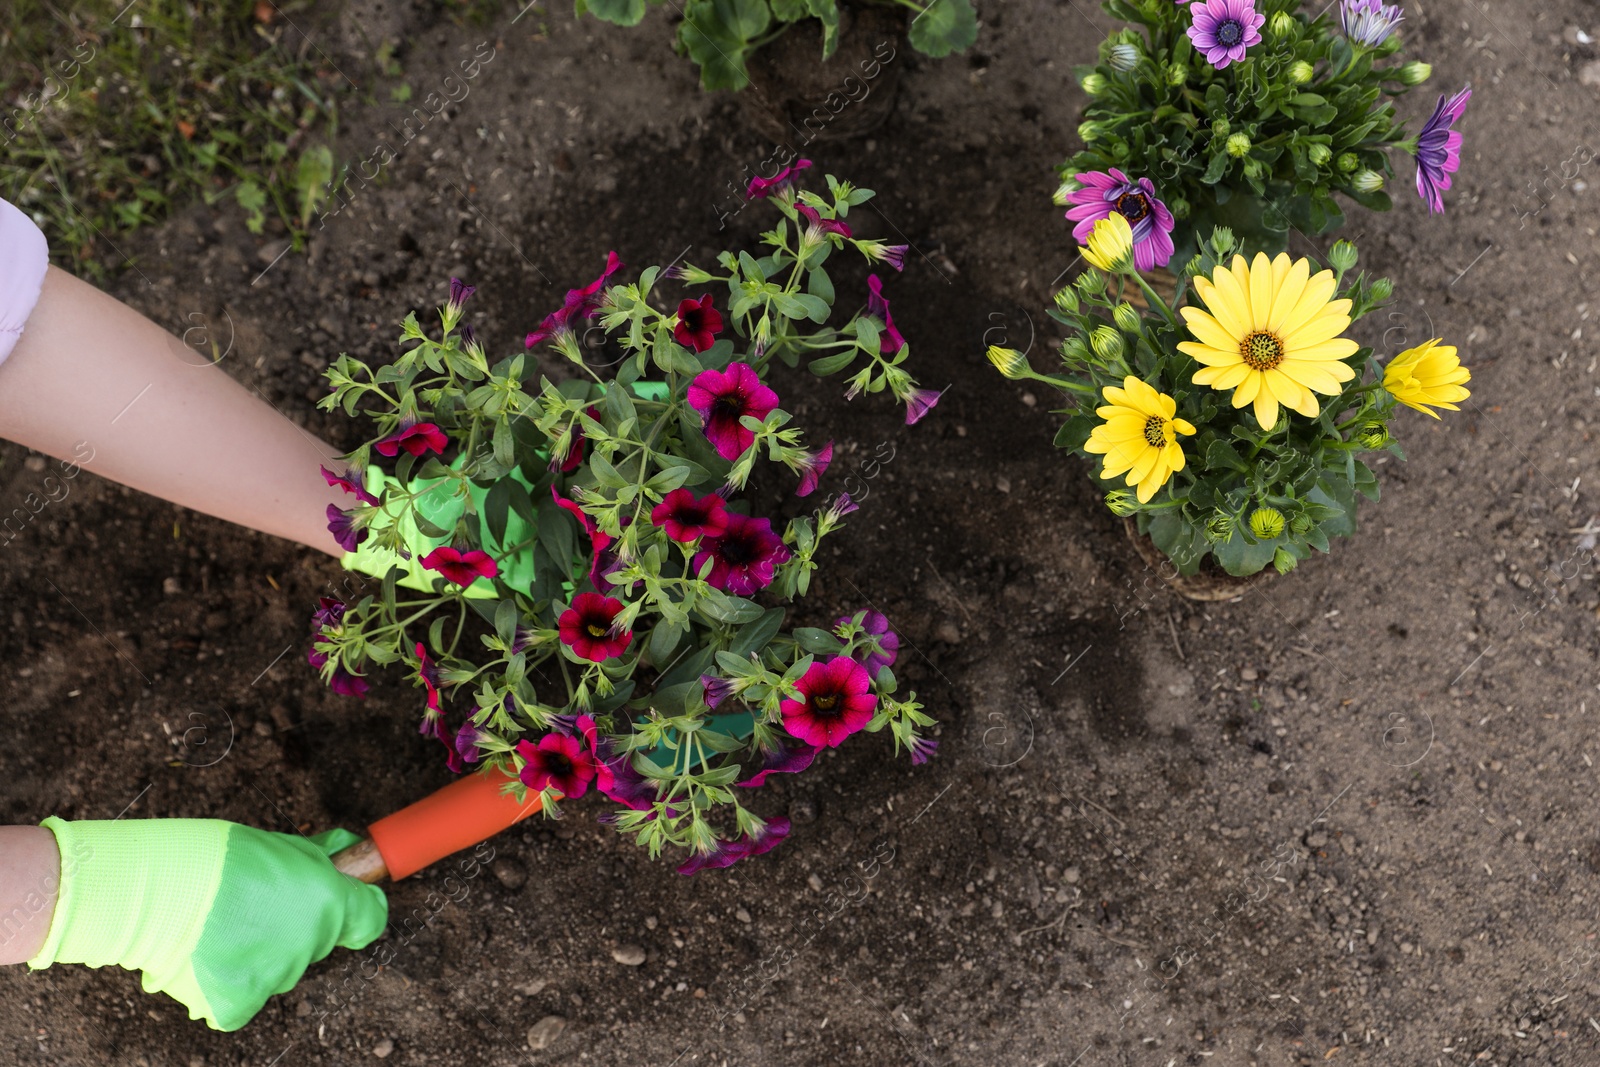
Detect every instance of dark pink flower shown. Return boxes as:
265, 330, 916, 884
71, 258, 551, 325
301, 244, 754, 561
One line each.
673, 294, 724, 354
904, 387, 941, 425
526, 251, 624, 347
516, 732, 597, 798
374, 421, 448, 458
693, 512, 791, 596
558, 592, 633, 662
421, 546, 499, 587
311, 597, 347, 631
550, 405, 601, 474
416, 642, 442, 712
307, 645, 369, 699
737, 739, 820, 787
552, 486, 613, 588
700, 674, 736, 709
651, 488, 729, 543
865, 275, 907, 356
794, 441, 833, 498
780, 657, 877, 749
326, 505, 367, 553
746, 159, 812, 199
837, 609, 899, 676
687, 362, 780, 462
797, 204, 853, 239
454, 722, 487, 765
321, 465, 380, 506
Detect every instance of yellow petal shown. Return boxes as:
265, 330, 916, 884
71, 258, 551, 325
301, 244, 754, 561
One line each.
1253, 390, 1280, 430
1279, 269, 1338, 338
1248, 252, 1276, 328
1266, 257, 1311, 335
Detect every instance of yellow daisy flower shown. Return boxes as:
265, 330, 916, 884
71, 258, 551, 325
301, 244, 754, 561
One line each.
1085, 376, 1197, 503
1384, 337, 1471, 418
1177, 252, 1360, 430
1082, 212, 1135, 274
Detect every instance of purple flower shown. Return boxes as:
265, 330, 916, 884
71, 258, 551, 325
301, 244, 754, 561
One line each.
511, 626, 534, 655
793, 441, 833, 498
1187, 0, 1264, 69
837, 609, 899, 676
1413, 86, 1470, 215
700, 674, 736, 710
1064, 169, 1177, 272
826, 492, 859, 520
865, 275, 907, 356
687, 362, 780, 462
449, 277, 476, 308
307, 645, 369, 699
1338, 0, 1403, 46
797, 204, 853, 240
904, 387, 942, 426
525, 251, 624, 347
862, 242, 909, 271
459, 323, 477, 349
692, 512, 792, 596
311, 597, 347, 631
736, 740, 820, 788
746, 159, 812, 199
321, 465, 380, 506
910, 736, 939, 766
676, 817, 791, 876
454, 722, 487, 765
326, 505, 367, 553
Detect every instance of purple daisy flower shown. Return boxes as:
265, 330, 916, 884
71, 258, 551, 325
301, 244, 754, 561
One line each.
1065, 169, 1177, 272
1187, 0, 1264, 69
1338, 0, 1403, 47
1413, 86, 1470, 214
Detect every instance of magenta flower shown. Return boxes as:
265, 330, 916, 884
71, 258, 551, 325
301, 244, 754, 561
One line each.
321, 465, 380, 506
307, 645, 369, 699
780, 656, 878, 749
865, 275, 907, 356
516, 732, 597, 798
793, 441, 833, 498
526, 251, 624, 347
1187, 0, 1264, 68
449, 277, 476, 308
837, 609, 899, 676
736, 739, 820, 787
651, 488, 729, 543
676, 817, 791, 876
862, 242, 909, 271
454, 722, 487, 766
326, 505, 367, 553
674, 294, 724, 354
1065, 169, 1177, 272
1413, 87, 1470, 215
421, 546, 499, 587
687, 362, 780, 462
1338, 0, 1402, 46
415, 642, 443, 713
904, 387, 942, 426
558, 592, 633, 662
374, 421, 448, 458
797, 204, 853, 240
910, 736, 939, 765
310, 597, 347, 631
700, 674, 736, 709
693, 512, 791, 596
746, 159, 812, 199
552, 486, 613, 588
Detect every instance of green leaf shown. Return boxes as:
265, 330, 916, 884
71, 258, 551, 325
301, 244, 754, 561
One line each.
582, 0, 648, 24
907, 0, 978, 58
792, 626, 844, 655
1053, 415, 1094, 454
1204, 438, 1249, 473
730, 607, 787, 658
483, 478, 512, 545
791, 293, 831, 323
770, 0, 809, 18
649, 618, 686, 665
678, 0, 770, 91
808, 267, 835, 305
294, 145, 335, 229
647, 465, 694, 494
805, 0, 841, 57
808, 351, 856, 376
494, 598, 519, 645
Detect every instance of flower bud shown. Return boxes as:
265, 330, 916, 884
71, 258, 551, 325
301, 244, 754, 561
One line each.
1249, 507, 1286, 540
1210, 227, 1236, 256
1075, 268, 1107, 296
1112, 302, 1141, 334
1398, 60, 1432, 85
986, 344, 1029, 380
1054, 285, 1080, 313
1081, 72, 1108, 96
1369, 276, 1394, 301
1061, 335, 1092, 364
1290, 512, 1315, 535
1052, 177, 1079, 207
1212, 117, 1231, 139
1355, 423, 1390, 450
1169, 196, 1191, 220
1204, 511, 1235, 543
1226, 132, 1252, 158
1078, 120, 1103, 144
1288, 59, 1314, 83
1336, 152, 1360, 173
668, 263, 714, 285
1327, 239, 1358, 275
1308, 143, 1332, 166
1242, 159, 1265, 180
1090, 325, 1125, 361
1167, 62, 1189, 86
1107, 43, 1140, 71
1272, 547, 1299, 575
1352, 169, 1384, 193
1105, 490, 1138, 517
1270, 10, 1298, 37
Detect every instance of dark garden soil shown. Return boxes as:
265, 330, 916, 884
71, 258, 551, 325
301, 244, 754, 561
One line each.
4, 1, 1600, 1064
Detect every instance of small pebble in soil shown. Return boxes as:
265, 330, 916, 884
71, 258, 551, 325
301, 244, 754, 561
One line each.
527, 1016, 566, 1051
807, 873, 825, 892
24, 455, 46, 472
935, 620, 962, 644
163, 577, 182, 596
789, 798, 817, 824
645, 916, 658, 930
371, 1038, 394, 1059
1063, 867, 1080, 884
494, 860, 526, 889
735, 907, 752, 924
253, 721, 273, 737
611, 944, 646, 966
995, 475, 1011, 493
1240, 667, 1259, 681
1021, 392, 1036, 407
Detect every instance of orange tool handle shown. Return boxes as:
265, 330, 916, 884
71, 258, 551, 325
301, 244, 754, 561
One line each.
330, 769, 543, 883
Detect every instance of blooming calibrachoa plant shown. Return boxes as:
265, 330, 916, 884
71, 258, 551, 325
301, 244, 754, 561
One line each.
987, 220, 1471, 577
1062, 0, 1469, 257
310, 168, 937, 873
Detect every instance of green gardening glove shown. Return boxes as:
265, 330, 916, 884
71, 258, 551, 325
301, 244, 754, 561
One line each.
28, 818, 387, 1031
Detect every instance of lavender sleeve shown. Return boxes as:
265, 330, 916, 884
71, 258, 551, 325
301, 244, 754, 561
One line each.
0, 198, 50, 368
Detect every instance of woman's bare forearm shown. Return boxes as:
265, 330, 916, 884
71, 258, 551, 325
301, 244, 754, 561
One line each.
0, 826, 60, 965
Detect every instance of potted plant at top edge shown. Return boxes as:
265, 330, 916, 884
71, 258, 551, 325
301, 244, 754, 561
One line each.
1057, 0, 1470, 284
986, 216, 1472, 600
577, 0, 978, 142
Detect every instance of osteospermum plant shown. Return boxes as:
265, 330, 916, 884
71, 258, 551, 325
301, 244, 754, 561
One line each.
987, 224, 1470, 577
310, 167, 938, 874
1061, 0, 1470, 260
